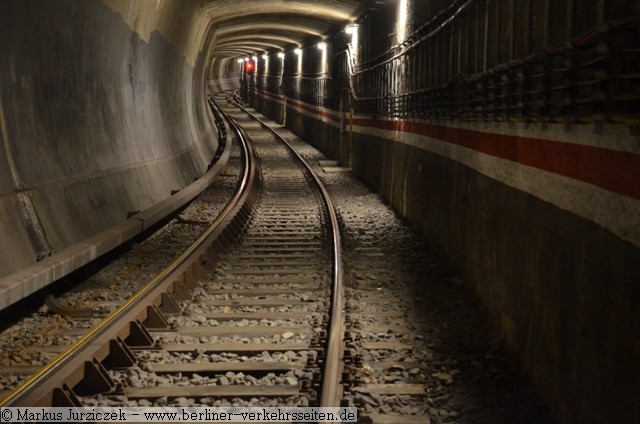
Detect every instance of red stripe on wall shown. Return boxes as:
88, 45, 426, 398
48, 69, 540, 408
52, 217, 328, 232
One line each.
256, 90, 283, 103
256, 90, 341, 123
256, 91, 640, 201
353, 119, 640, 201
290, 100, 340, 123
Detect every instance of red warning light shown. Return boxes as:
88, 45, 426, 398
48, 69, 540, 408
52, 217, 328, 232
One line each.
245, 61, 255, 72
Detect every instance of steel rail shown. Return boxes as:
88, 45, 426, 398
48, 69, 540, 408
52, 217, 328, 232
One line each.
0, 97, 260, 406
0, 104, 234, 313
232, 99, 344, 407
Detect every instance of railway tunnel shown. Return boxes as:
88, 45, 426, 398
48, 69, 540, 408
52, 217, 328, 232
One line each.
0, 0, 639, 422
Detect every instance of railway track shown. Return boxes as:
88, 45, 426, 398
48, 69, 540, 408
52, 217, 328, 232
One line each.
232, 101, 553, 424
1, 93, 552, 424
229, 101, 434, 423
0, 95, 240, 400
0, 94, 346, 410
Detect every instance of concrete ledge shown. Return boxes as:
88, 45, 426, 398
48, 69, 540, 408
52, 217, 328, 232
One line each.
0, 220, 141, 310
0, 136, 232, 311
130, 142, 230, 231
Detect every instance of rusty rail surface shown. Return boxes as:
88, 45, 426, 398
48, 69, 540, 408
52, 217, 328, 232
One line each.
0, 97, 261, 406
232, 97, 345, 407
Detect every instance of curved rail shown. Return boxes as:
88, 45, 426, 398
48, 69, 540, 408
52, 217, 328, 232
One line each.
0, 105, 234, 312
231, 99, 344, 407
1, 97, 261, 406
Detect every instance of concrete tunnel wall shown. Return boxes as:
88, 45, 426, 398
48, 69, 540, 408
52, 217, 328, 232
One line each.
217, 1, 640, 423
208, 58, 241, 94
0, 0, 218, 278
0, 0, 637, 421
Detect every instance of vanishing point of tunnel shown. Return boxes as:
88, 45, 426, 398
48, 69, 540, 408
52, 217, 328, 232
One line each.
0, 1, 638, 423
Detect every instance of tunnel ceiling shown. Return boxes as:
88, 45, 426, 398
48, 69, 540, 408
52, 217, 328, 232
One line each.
203, 0, 367, 58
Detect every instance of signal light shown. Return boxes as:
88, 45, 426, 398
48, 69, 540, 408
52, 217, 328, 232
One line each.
245, 61, 255, 72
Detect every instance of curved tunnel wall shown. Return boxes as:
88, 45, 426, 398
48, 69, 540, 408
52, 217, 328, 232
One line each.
208, 57, 241, 94
0, 0, 218, 278
222, 1, 640, 422
0, 0, 637, 421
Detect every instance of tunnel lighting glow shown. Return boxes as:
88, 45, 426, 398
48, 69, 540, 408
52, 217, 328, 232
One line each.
237, 59, 243, 63
345, 24, 357, 34
262, 54, 268, 59
252, 55, 257, 61
397, 0, 409, 42
243, 57, 249, 61
277, 52, 285, 59
294, 48, 302, 55
318, 42, 327, 73
346, 23, 359, 55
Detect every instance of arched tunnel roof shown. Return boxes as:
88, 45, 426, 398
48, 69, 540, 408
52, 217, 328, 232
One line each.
203, 0, 367, 57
